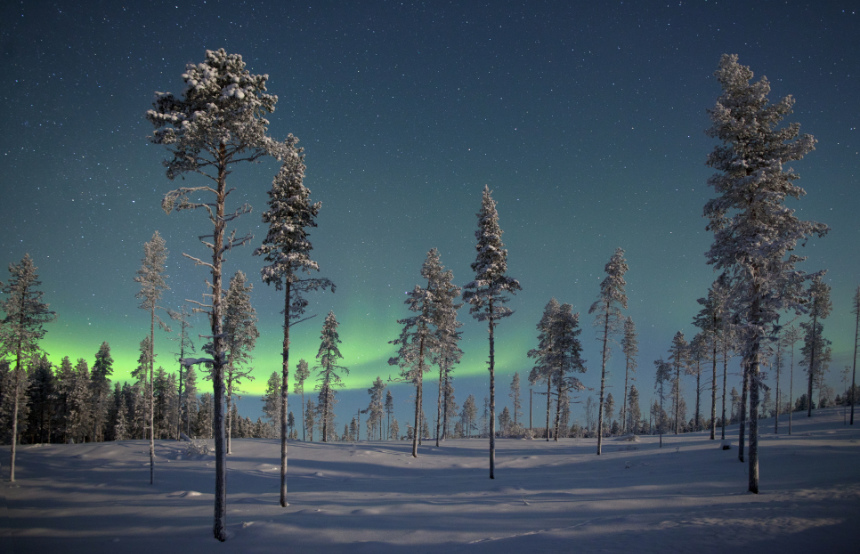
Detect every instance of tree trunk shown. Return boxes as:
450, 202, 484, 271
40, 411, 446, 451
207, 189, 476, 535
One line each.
149, 307, 155, 485
280, 280, 290, 507
554, 378, 563, 442
774, 344, 781, 435
721, 343, 728, 440
488, 305, 496, 479
851, 300, 858, 425
545, 379, 551, 441
212, 145, 229, 542
9, 333, 23, 482
226, 374, 233, 454
412, 334, 425, 458
738, 360, 749, 463
748, 348, 761, 494
710, 330, 718, 440
436, 359, 443, 447
597, 306, 609, 454
622, 360, 630, 435
695, 364, 701, 431
807, 313, 818, 418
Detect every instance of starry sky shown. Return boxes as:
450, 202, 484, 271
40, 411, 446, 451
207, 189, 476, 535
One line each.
1, 1, 858, 425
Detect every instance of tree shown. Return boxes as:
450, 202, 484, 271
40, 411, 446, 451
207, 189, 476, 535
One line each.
694, 276, 729, 440
295, 359, 310, 440
801, 275, 832, 418
851, 286, 859, 425
147, 48, 284, 541
26, 354, 54, 444
548, 304, 586, 441
304, 399, 316, 442
90, 342, 114, 442
421, 249, 462, 448
315, 312, 347, 443
509, 372, 522, 427
688, 333, 708, 431
667, 332, 689, 435
366, 377, 386, 441
463, 186, 521, 477
0, 254, 55, 481
385, 389, 395, 441
588, 247, 628, 454
262, 371, 282, 431
703, 54, 828, 493
461, 394, 477, 438
528, 298, 561, 441
222, 270, 258, 454
134, 231, 171, 485
782, 325, 802, 434
626, 384, 641, 434
254, 135, 334, 504
182, 364, 198, 438
389, 258, 437, 458
66, 359, 92, 444
654, 359, 672, 447
171, 305, 195, 439
620, 316, 638, 434
498, 407, 512, 437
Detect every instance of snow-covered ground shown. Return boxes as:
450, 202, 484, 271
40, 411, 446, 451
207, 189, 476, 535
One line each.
2, 407, 859, 553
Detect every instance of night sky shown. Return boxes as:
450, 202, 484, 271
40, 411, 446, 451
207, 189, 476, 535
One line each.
2, 1, 858, 425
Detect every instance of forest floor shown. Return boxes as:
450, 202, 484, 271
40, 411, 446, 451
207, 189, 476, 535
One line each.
2, 407, 859, 553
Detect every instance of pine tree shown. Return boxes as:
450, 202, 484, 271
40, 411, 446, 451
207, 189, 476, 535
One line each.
182, 365, 198, 438
620, 316, 638, 435
588, 247, 628, 454
390, 417, 400, 441
463, 186, 520, 477
667, 332, 689, 435
262, 371, 282, 430
528, 298, 560, 441
254, 135, 334, 504
688, 333, 708, 431
626, 385, 641, 434
222, 270, 258, 454
801, 275, 832, 418
295, 359, 310, 441
67, 359, 92, 444
25, 354, 54, 444
422, 249, 462, 448
461, 394, 477, 438
366, 377, 386, 441
0, 254, 55, 480
147, 49, 284, 541
171, 305, 195, 439
315, 312, 347, 443
654, 359, 672, 447
385, 389, 394, 441
54, 356, 75, 443
694, 277, 730, 440
389, 262, 436, 458
704, 53, 829, 493
90, 342, 114, 442
304, 399, 316, 442
549, 304, 586, 441
509, 372, 522, 427
134, 231, 170, 485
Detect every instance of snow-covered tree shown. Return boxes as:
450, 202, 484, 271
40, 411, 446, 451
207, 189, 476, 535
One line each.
222, 270, 258, 454
528, 298, 560, 441
295, 359, 310, 441
385, 389, 395, 440
0, 254, 55, 480
134, 231, 170, 484
315, 312, 347, 443
694, 276, 730, 440
262, 371, 282, 431
366, 377, 386, 441
253, 135, 334, 504
463, 186, 520, 477
620, 316, 638, 435
90, 342, 113, 442
626, 384, 641, 434
589, 247, 628, 454
421, 249, 462, 448
688, 333, 708, 431
26, 354, 54, 444
461, 394, 478, 438
703, 54, 828, 493
801, 275, 832, 418
304, 399, 316, 442
654, 359, 672, 447
509, 372, 522, 427
667, 332, 689, 435
782, 325, 802, 435
147, 48, 284, 541
182, 364, 198, 438
389, 261, 437, 458
66, 359, 92, 444
171, 305, 195, 439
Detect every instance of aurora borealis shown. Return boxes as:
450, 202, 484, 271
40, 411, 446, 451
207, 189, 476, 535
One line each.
1, 1, 858, 422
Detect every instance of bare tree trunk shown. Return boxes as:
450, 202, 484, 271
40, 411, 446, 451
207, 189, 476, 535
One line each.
774, 343, 781, 435
695, 366, 701, 431
488, 307, 496, 479
9, 334, 23, 482
710, 335, 718, 440
149, 308, 155, 485
436, 360, 443, 447
597, 308, 609, 454
554, 379, 564, 442
280, 281, 290, 507
852, 299, 858, 425
748, 350, 761, 494
226, 375, 233, 455
807, 312, 818, 418
721, 345, 728, 440
412, 335, 425, 458
545, 379, 551, 441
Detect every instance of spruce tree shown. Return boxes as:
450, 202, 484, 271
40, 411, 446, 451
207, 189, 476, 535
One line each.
704, 54, 828, 493
620, 316, 638, 435
0, 254, 55, 481
668, 332, 689, 435
528, 298, 560, 441
463, 186, 521, 478
91, 342, 114, 442
315, 312, 347, 443
294, 359, 310, 441
222, 270, 258, 454
588, 247, 628, 454
801, 275, 832, 418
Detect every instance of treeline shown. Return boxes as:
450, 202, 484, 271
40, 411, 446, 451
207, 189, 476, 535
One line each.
0, 343, 272, 446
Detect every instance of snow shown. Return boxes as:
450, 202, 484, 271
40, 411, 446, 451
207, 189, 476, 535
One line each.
2, 408, 858, 553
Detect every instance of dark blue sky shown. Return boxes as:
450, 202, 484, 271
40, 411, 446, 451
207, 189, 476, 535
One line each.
1, 1, 857, 424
